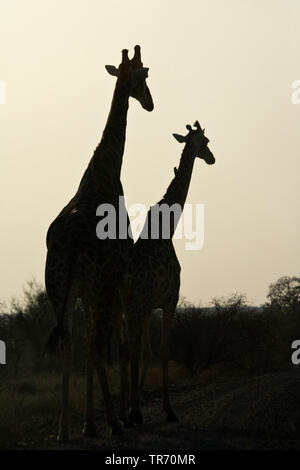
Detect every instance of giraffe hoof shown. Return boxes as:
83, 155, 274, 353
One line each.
82, 423, 97, 437
166, 411, 179, 423
129, 409, 143, 425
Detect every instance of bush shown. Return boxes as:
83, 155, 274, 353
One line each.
1, 280, 299, 381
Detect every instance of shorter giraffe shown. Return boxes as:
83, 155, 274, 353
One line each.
124, 121, 215, 424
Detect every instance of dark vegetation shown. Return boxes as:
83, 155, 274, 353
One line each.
0, 276, 299, 449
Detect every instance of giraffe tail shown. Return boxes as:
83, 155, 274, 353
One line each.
44, 250, 79, 356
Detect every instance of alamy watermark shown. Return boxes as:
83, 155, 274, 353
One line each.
291, 340, 300, 365
0, 80, 6, 104
0, 340, 6, 365
291, 80, 300, 104
96, 197, 205, 251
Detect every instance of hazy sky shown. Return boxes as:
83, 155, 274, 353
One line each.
1, 0, 299, 307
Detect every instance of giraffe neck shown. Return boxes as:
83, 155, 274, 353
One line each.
140, 143, 196, 241
93, 83, 129, 176
161, 143, 196, 210
79, 83, 130, 197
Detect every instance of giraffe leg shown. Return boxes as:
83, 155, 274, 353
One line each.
81, 305, 97, 437
93, 350, 124, 435
82, 353, 97, 437
81, 286, 124, 436
91, 310, 124, 435
113, 308, 130, 427
161, 308, 178, 423
139, 313, 152, 395
56, 280, 77, 443
57, 335, 72, 442
118, 340, 131, 427
128, 311, 144, 424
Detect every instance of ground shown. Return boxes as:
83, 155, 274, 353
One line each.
3, 366, 299, 450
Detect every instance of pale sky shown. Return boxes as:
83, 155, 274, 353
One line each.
1, 0, 299, 307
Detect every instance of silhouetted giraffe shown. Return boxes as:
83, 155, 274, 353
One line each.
45, 46, 154, 442
124, 121, 215, 424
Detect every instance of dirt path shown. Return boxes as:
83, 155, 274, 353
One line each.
17, 369, 300, 450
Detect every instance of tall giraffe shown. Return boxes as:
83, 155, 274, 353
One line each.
45, 46, 154, 441
124, 121, 215, 424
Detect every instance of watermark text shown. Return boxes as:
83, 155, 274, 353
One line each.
0, 80, 6, 104
0, 340, 6, 365
291, 340, 300, 365
96, 197, 205, 251
291, 80, 300, 104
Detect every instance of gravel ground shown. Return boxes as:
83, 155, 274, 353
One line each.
15, 368, 300, 450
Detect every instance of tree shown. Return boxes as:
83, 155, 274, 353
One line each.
267, 276, 300, 311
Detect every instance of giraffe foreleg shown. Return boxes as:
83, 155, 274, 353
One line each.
127, 311, 144, 424
113, 308, 130, 427
118, 339, 130, 426
139, 313, 152, 395
81, 305, 97, 437
89, 306, 124, 436
127, 308, 151, 424
161, 308, 178, 423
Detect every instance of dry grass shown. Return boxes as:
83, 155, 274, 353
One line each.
0, 373, 77, 448
143, 361, 189, 389
0, 361, 189, 448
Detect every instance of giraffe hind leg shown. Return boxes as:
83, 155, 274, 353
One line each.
82, 353, 97, 437
57, 279, 78, 443
57, 336, 71, 442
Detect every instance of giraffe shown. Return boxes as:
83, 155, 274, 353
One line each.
124, 121, 215, 424
45, 45, 154, 442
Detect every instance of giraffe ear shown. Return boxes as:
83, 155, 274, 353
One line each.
173, 133, 186, 143
105, 65, 119, 77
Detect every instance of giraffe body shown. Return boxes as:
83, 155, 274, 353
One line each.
124, 121, 215, 424
45, 46, 153, 440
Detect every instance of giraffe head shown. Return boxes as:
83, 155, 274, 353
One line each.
105, 45, 154, 111
173, 121, 215, 165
